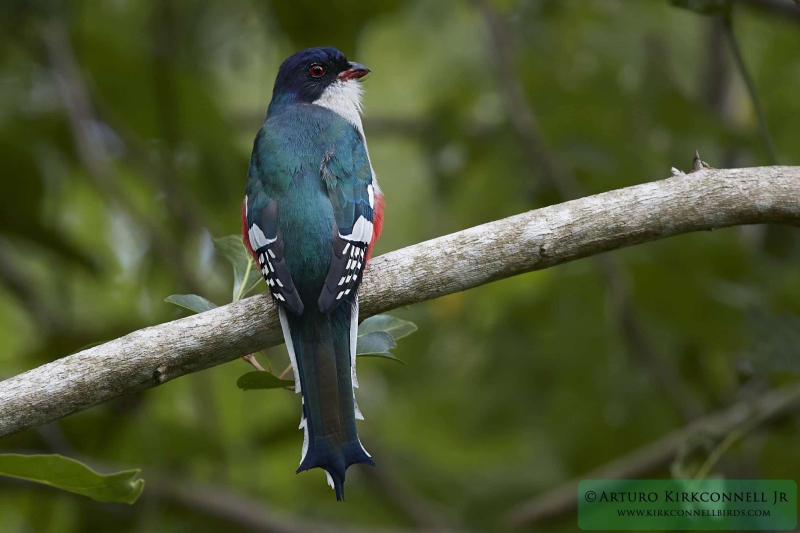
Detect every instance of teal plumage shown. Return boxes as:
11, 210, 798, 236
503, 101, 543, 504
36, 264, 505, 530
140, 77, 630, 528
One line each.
242, 47, 382, 500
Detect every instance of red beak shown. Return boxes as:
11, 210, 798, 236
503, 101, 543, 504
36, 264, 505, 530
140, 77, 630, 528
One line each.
338, 62, 370, 81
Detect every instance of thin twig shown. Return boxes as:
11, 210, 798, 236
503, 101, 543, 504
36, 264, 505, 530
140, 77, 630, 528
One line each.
242, 354, 265, 372
0, 246, 62, 332
474, 0, 579, 201
722, 14, 778, 164
738, 0, 800, 21
594, 253, 703, 422
504, 382, 800, 527
692, 426, 746, 480
362, 442, 454, 531
692, 378, 782, 480
88, 84, 213, 237
41, 20, 204, 294
153, 477, 472, 533
278, 364, 293, 380
0, 465, 469, 533
476, 0, 703, 421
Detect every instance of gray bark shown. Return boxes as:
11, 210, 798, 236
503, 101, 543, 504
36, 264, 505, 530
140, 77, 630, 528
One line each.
0, 167, 798, 438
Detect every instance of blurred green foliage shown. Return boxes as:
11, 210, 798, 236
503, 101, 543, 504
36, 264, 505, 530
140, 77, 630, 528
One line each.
671, 0, 732, 16
0, 0, 799, 531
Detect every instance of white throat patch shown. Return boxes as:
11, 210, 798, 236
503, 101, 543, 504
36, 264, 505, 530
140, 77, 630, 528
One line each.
314, 79, 365, 138
314, 78, 382, 197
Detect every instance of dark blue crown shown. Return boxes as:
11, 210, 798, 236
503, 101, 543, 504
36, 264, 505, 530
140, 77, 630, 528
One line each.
270, 47, 351, 109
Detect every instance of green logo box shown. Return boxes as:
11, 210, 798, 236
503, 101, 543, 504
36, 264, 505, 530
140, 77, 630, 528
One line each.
578, 479, 797, 530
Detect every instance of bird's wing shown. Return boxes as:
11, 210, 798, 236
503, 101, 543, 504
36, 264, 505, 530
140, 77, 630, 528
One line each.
317, 130, 375, 313
245, 134, 304, 315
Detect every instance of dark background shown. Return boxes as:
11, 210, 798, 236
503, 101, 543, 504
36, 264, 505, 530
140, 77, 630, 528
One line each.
0, 0, 799, 531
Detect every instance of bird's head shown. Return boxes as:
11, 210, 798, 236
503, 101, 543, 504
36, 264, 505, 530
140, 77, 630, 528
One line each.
269, 47, 370, 113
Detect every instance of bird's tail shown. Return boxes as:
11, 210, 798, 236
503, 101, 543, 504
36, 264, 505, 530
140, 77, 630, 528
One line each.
278, 297, 373, 500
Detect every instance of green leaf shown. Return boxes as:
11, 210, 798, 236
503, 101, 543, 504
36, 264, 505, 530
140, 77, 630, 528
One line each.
357, 315, 418, 340
358, 351, 406, 364
353, 315, 416, 364
212, 235, 261, 301
164, 294, 218, 314
356, 331, 406, 364
0, 454, 144, 504
356, 330, 396, 354
236, 371, 294, 391
670, 0, 732, 16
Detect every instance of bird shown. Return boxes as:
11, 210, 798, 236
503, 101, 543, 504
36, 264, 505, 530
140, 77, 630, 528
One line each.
242, 47, 384, 500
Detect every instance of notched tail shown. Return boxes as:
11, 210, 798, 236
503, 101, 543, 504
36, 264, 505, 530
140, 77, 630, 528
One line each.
298, 434, 374, 501
280, 301, 373, 501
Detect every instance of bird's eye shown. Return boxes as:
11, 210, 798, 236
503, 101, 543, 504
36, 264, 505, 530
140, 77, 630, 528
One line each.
309, 64, 325, 77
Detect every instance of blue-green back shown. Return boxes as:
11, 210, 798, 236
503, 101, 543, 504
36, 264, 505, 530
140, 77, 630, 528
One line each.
246, 104, 368, 299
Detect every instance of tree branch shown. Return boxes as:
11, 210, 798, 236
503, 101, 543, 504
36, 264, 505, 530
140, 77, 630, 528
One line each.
0, 168, 798, 437
739, 0, 800, 21
363, 444, 454, 531
153, 478, 469, 533
503, 382, 800, 527
0, 462, 469, 533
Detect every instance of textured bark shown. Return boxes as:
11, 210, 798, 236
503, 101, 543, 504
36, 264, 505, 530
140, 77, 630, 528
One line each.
0, 167, 798, 438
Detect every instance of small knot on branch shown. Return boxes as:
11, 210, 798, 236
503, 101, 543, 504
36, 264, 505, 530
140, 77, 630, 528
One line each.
671, 150, 714, 177
692, 150, 714, 173
152, 366, 169, 385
